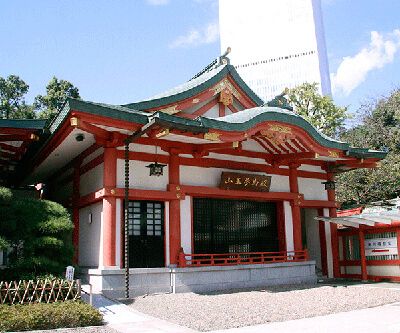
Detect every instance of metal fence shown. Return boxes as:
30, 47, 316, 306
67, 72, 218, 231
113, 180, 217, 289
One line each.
0, 279, 81, 305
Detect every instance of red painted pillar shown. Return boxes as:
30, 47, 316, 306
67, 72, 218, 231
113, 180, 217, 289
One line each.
103, 147, 117, 267
289, 163, 302, 252
327, 172, 340, 278
359, 228, 368, 281
397, 229, 400, 259
169, 149, 181, 265
72, 164, 80, 264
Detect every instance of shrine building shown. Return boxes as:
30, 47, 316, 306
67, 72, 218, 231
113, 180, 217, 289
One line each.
13, 54, 386, 297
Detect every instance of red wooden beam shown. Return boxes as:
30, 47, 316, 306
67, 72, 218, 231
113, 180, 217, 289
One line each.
227, 103, 238, 114
219, 103, 225, 117
191, 98, 219, 118
252, 137, 276, 154
180, 184, 299, 201
0, 142, 20, 153
0, 134, 33, 142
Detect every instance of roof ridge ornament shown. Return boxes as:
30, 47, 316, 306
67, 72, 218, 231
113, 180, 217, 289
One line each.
265, 88, 293, 111
219, 47, 231, 66
189, 47, 232, 81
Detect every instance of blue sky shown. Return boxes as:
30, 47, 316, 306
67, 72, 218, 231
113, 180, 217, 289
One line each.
1, 0, 399, 119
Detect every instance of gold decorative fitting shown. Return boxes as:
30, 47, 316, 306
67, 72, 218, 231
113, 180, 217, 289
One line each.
204, 132, 221, 141
260, 127, 295, 145
176, 186, 181, 191
110, 189, 116, 195
269, 124, 292, 134
154, 105, 180, 115
192, 98, 200, 104
328, 151, 340, 158
315, 153, 320, 159
210, 79, 242, 100
176, 193, 181, 199
30, 134, 39, 141
155, 128, 169, 138
70, 117, 79, 127
219, 89, 233, 106
232, 141, 239, 148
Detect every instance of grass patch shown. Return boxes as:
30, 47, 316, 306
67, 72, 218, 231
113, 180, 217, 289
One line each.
0, 301, 103, 332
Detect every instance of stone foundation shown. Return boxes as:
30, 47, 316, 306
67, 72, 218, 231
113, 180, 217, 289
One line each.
86, 261, 317, 298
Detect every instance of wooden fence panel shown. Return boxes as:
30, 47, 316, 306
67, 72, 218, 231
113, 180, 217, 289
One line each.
0, 279, 81, 305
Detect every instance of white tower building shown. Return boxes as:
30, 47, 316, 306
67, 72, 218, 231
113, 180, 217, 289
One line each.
219, 0, 331, 102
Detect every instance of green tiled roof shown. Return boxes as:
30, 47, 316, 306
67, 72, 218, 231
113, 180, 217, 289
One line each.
122, 64, 264, 110
0, 119, 47, 130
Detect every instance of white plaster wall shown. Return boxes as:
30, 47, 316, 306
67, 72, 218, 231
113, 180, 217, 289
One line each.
180, 166, 290, 192
203, 104, 219, 118
180, 196, 192, 254
298, 164, 324, 173
298, 178, 328, 200
208, 152, 266, 164
79, 202, 103, 267
80, 164, 104, 196
116, 159, 168, 190
304, 209, 322, 270
82, 148, 104, 165
284, 201, 294, 252
116, 143, 168, 155
367, 265, 400, 277
323, 208, 333, 278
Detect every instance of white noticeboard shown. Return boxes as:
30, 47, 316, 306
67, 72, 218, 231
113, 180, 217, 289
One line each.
65, 266, 75, 281
365, 237, 398, 257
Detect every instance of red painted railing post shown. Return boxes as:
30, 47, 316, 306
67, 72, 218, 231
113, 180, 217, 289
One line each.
304, 249, 309, 261
178, 247, 186, 267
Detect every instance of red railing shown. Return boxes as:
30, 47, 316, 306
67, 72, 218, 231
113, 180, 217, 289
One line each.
178, 249, 309, 267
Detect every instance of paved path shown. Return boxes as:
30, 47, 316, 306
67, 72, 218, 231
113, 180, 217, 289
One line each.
82, 289, 194, 333
83, 284, 400, 333
209, 302, 400, 333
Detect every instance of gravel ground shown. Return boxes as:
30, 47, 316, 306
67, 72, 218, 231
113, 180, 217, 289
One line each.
130, 284, 400, 332
20, 326, 118, 333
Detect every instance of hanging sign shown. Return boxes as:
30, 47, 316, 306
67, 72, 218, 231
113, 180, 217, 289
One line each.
365, 237, 398, 256
219, 172, 271, 192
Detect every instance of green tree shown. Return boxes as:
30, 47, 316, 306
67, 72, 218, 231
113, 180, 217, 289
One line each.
0, 75, 30, 119
288, 82, 348, 137
35, 77, 80, 122
336, 89, 400, 207
0, 187, 74, 279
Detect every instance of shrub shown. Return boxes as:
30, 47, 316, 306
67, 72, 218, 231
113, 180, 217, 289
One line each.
0, 301, 103, 332
0, 187, 74, 280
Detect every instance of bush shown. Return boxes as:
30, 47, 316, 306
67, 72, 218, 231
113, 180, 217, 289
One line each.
0, 301, 103, 332
0, 187, 74, 280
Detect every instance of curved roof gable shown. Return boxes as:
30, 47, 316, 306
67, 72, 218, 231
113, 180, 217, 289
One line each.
122, 61, 264, 111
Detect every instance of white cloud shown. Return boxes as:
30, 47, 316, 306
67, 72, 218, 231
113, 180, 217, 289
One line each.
145, 0, 169, 6
332, 29, 400, 96
169, 22, 219, 48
